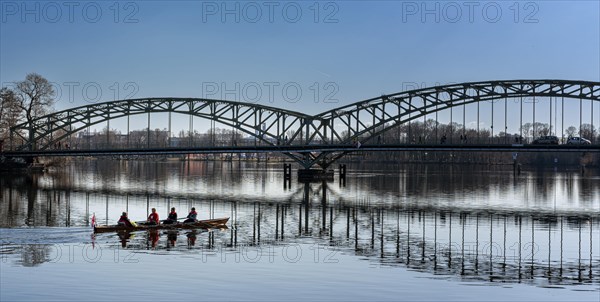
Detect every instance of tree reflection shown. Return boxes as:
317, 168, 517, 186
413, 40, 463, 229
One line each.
18, 245, 52, 267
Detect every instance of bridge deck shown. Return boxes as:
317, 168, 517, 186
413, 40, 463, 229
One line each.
2, 144, 598, 157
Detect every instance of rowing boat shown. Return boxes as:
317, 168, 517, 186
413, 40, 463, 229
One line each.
93, 217, 229, 233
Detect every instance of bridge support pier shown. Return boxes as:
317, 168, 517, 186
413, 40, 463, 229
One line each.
283, 164, 292, 189
339, 164, 347, 187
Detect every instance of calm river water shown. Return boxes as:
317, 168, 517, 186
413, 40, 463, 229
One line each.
1, 160, 599, 301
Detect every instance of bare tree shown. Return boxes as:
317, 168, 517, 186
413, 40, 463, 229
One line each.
579, 124, 596, 140
520, 123, 533, 138
0, 87, 22, 142
532, 122, 550, 137
565, 126, 577, 138
11, 73, 55, 150
15, 73, 55, 125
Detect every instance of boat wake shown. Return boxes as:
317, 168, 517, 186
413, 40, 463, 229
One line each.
0, 227, 93, 245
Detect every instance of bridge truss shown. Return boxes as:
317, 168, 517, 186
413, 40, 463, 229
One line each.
8, 80, 600, 169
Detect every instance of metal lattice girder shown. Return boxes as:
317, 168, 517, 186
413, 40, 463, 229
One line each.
9, 80, 600, 165
11, 98, 311, 150
314, 79, 600, 145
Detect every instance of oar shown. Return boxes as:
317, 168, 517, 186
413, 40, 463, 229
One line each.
134, 219, 156, 225
134, 217, 186, 224
160, 217, 187, 223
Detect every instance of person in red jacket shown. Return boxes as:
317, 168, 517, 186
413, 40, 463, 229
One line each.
118, 212, 133, 227
147, 208, 160, 225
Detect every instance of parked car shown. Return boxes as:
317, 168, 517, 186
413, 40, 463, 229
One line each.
532, 135, 559, 145
566, 137, 591, 145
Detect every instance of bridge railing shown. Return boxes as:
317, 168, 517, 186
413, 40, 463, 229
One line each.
3, 131, 589, 153
2, 134, 552, 153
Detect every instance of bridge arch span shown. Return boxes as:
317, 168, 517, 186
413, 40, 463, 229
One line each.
310, 80, 599, 146
10, 98, 311, 151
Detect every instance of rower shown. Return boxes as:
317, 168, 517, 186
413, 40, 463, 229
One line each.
118, 212, 133, 227
147, 208, 160, 225
183, 207, 198, 223
164, 207, 177, 224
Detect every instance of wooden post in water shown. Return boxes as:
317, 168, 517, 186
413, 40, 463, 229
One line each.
283, 163, 291, 189
298, 203, 302, 236
304, 183, 309, 235
322, 182, 327, 231
281, 205, 285, 240
275, 204, 279, 240
105, 195, 109, 225
85, 192, 90, 226
339, 164, 347, 187
512, 152, 521, 175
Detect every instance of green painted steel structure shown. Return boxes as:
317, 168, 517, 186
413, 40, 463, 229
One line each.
8, 79, 600, 168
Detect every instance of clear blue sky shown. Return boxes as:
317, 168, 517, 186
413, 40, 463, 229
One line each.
1, 0, 599, 134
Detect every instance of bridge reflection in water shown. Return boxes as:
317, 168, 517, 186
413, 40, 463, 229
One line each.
1, 176, 597, 288
227, 186, 597, 288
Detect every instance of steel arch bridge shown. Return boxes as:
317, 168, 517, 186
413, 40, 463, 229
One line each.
8, 79, 600, 168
